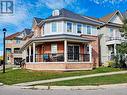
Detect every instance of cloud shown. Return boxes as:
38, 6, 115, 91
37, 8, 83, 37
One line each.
90, 0, 127, 7
0, 0, 33, 28
37, 0, 77, 9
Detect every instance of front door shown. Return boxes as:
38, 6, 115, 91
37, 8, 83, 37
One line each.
68, 45, 79, 61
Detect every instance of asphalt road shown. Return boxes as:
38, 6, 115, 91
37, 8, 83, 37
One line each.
0, 85, 127, 95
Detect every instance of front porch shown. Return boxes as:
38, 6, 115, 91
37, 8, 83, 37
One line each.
21, 34, 99, 70
25, 40, 92, 62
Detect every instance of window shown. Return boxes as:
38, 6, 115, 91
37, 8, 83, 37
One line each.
67, 22, 72, 32
84, 45, 89, 54
14, 48, 20, 53
77, 24, 82, 33
87, 26, 91, 34
16, 40, 20, 44
6, 40, 12, 44
51, 44, 57, 54
109, 28, 113, 32
7, 57, 10, 60
6, 48, 11, 54
52, 22, 57, 32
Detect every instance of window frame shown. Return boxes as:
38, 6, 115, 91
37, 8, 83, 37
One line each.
51, 44, 57, 54
52, 22, 57, 32
77, 24, 82, 33
67, 22, 72, 32
87, 25, 92, 35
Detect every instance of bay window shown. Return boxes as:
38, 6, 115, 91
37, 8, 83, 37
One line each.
77, 24, 82, 33
52, 22, 57, 32
87, 26, 91, 34
67, 22, 72, 32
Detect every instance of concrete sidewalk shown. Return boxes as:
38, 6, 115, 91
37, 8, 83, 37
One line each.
24, 83, 127, 90
14, 71, 127, 86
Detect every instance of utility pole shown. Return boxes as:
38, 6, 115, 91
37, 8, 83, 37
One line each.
3, 28, 7, 73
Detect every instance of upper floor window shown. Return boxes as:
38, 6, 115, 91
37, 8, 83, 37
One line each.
16, 40, 20, 44
87, 26, 91, 34
77, 24, 82, 33
52, 22, 57, 32
109, 28, 113, 33
6, 48, 11, 54
67, 22, 72, 32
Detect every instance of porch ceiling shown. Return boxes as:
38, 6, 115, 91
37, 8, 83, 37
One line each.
20, 34, 94, 51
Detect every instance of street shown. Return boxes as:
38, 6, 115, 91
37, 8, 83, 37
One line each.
0, 85, 127, 95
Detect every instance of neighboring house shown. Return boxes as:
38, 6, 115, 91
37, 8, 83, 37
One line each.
5, 28, 31, 65
98, 10, 124, 64
5, 8, 126, 70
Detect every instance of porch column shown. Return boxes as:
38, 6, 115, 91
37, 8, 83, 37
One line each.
64, 40, 67, 63
22, 49, 26, 61
33, 43, 35, 62
114, 44, 117, 56
89, 45, 92, 62
29, 45, 31, 62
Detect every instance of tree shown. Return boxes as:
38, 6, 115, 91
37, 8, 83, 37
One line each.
116, 19, 127, 68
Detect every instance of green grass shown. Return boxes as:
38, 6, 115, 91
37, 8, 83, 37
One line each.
0, 67, 123, 85
42, 73, 127, 86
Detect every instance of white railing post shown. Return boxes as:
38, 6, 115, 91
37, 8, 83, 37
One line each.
89, 45, 92, 62
114, 44, 117, 56
33, 43, 35, 62
64, 40, 67, 63
29, 45, 31, 62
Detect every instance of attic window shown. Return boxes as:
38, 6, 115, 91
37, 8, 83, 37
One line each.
52, 10, 60, 16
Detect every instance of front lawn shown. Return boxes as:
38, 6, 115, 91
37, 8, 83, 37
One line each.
42, 73, 127, 86
0, 67, 123, 85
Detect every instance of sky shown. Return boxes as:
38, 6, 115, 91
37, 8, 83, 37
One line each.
0, 0, 127, 54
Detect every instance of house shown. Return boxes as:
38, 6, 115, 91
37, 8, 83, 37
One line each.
98, 10, 125, 64
5, 8, 126, 70
5, 28, 31, 65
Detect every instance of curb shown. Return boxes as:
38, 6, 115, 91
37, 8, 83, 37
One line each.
23, 83, 127, 90
0, 83, 3, 86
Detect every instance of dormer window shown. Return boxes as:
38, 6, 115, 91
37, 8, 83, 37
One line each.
52, 10, 60, 16
77, 24, 82, 33
67, 22, 72, 32
52, 22, 57, 32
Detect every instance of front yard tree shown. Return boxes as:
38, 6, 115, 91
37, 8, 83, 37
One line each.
116, 19, 127, 68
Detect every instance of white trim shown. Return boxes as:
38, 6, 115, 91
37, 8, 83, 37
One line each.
27, 62, 92, 64
108, 10, 124, 23
29, 45, 31, 62
33, 43, 36, 62
64, 40, 67, 63
89, 44, 92, 63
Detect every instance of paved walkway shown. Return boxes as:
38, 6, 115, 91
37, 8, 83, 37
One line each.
14, 71, 127, 86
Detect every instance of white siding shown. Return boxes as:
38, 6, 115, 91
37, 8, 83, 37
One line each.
43, 21, 97, 36
110, 15, 123, 24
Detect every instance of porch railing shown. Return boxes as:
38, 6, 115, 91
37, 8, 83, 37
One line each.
26, 53, 90, 62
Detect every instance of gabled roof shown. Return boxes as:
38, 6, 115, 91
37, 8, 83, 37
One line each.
99, 10, 123, 23
34, 17, 43, 24
46, 8, 103, 25
5, 32, 20, 40
22, 28, 31, 35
